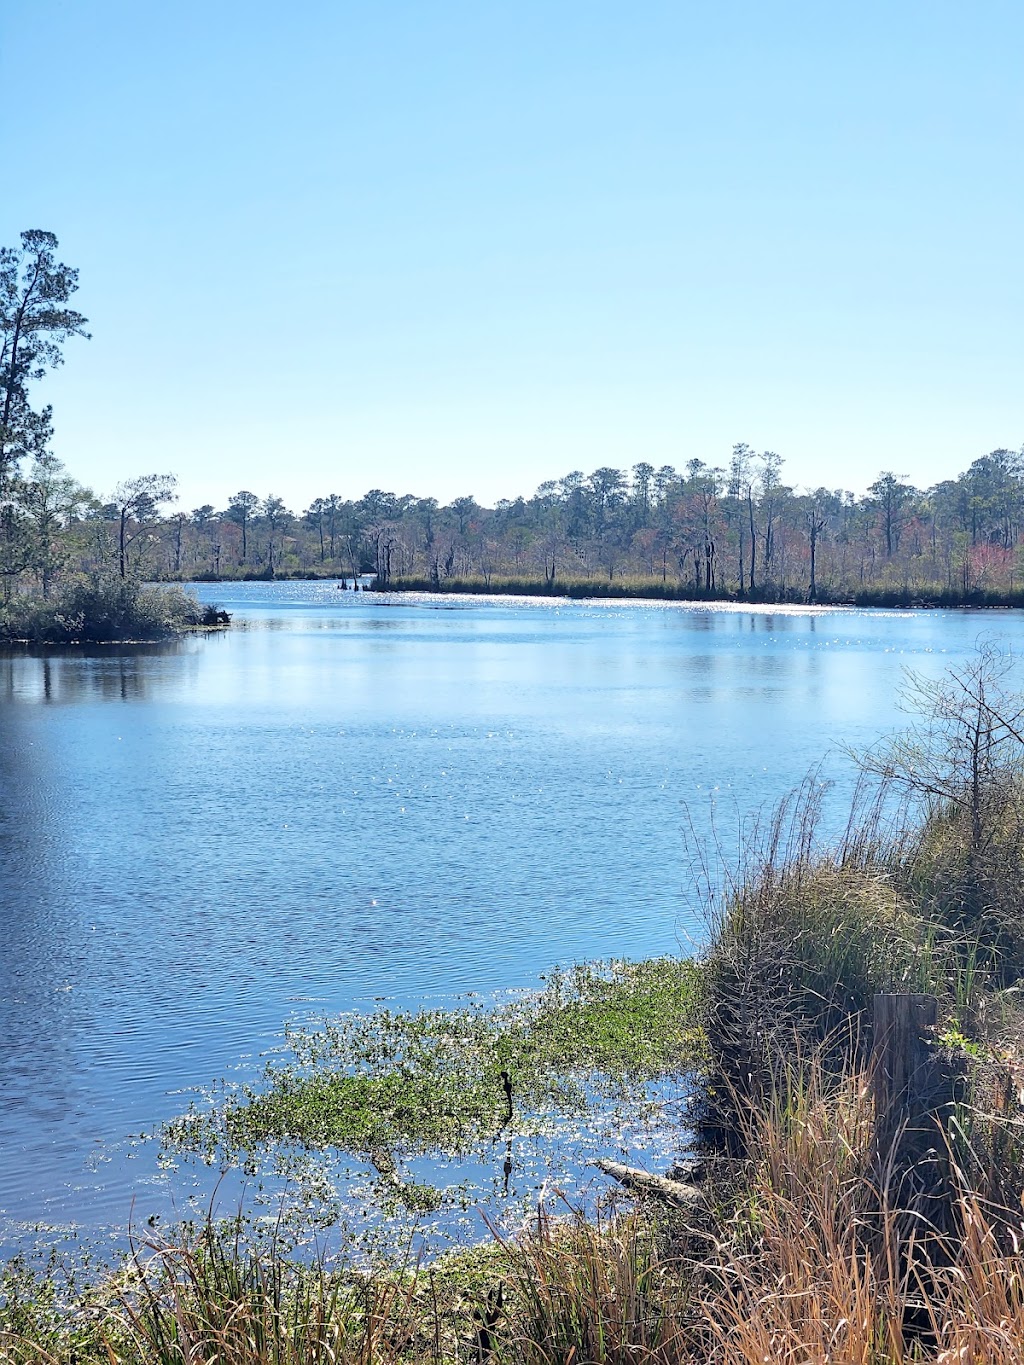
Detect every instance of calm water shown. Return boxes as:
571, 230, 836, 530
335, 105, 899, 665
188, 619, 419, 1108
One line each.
1, 584, 1020, 1243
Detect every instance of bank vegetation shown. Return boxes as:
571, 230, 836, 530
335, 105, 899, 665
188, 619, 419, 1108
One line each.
10, 648, 1024, 1360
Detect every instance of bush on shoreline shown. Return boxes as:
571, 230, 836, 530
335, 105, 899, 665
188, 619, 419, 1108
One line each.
0, 577, 228, 643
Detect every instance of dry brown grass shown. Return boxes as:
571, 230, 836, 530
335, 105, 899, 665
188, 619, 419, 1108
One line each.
11, 1064, 1024, 1364
693, 1055, 1024, 1364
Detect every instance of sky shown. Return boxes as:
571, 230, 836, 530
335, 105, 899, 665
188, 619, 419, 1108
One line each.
2, 0, 1022, 514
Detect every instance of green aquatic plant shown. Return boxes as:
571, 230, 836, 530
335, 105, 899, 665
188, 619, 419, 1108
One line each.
162, 960, 704, 1212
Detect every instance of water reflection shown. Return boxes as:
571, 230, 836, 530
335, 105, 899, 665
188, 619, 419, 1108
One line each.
0, 643, 192, 705
0, 716, 86, 1145
1, 589, 1022, 1239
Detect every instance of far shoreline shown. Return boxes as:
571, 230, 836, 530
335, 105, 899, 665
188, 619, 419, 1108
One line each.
377, 579, 1024, 611
180, 572, 1024, 612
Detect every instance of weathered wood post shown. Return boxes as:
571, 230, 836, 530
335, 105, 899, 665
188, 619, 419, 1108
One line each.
870, 994, 957, 1340
871, 994, 939, 1141
871, 992, 940, 1174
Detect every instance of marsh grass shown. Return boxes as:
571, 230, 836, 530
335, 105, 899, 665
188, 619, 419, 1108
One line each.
688, 1053, 1024, 1364
484, 1199, 692, 1364
383, 575, 1024, 607
108, 1229, 422, 1365
1, 1226, 426, 1365
382, 574, 743, 601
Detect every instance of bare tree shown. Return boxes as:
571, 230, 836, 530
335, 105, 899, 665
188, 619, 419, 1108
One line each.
855, 645, 1024, 855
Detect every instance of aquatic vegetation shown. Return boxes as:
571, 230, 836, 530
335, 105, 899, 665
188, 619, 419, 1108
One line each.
161, 959, 704, 1213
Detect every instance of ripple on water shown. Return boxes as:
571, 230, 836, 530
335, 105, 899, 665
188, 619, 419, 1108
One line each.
2, 588, 1021, 1240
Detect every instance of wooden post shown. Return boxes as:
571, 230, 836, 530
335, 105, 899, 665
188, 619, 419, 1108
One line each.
871, 993, 939, 1156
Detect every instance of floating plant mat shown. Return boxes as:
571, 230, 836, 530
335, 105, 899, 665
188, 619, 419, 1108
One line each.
158, 960, 704, 1241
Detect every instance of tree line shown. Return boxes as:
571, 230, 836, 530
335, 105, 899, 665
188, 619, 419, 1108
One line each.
51, 447, 1024, 604
4, 229, 1024, 608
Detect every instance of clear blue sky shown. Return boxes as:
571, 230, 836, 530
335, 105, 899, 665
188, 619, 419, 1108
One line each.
3, 0, 1021, 513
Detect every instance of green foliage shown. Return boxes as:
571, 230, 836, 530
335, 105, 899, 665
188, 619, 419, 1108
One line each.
381, 575, 1024, 606
0, 576, 226, 642
381, 574, 748, 601
164, 960, 704, 1204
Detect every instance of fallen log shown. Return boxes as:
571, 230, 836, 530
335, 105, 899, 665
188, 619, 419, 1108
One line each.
592, 1158, 703, 1207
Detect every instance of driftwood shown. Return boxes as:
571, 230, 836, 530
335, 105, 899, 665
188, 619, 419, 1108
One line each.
592, 1158, 703, 1207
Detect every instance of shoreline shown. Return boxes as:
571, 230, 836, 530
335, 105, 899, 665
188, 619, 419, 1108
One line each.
167, 572, 1024, 610
0, 623, 231, 649
375, 577, 1024, 609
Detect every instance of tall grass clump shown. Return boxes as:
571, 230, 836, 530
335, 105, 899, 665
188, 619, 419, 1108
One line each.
695, 777, 942, 1154
902, 786, 1024, 986
109, 1227, 421, 1365
694, 1056, 1024, 1363
1, 1222, 428, 1365
486, 1201, 692, 1364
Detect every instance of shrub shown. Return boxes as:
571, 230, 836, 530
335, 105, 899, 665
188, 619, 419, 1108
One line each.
0, 578, 226, 643
902, 788, 1024, 984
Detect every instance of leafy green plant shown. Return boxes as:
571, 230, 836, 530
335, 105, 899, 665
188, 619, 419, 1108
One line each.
0, 575, 224, 642
163, 960, 704, 1212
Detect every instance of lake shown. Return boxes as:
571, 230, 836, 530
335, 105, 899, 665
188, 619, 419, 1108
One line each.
1, 584, 1019, 1247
